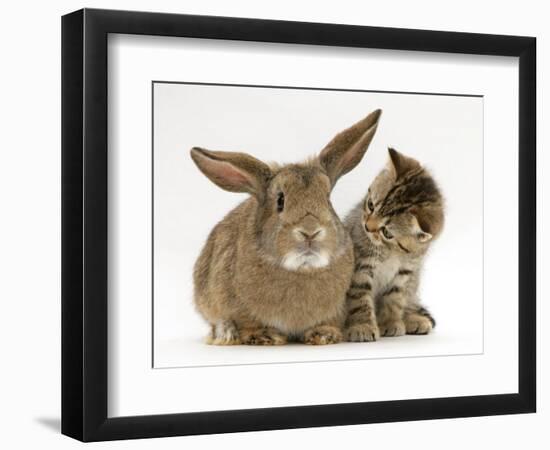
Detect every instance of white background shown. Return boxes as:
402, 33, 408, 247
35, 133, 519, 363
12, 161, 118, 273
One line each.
0, 1, 546, 449
153, 82, 484, 368
109, 33, 514, 417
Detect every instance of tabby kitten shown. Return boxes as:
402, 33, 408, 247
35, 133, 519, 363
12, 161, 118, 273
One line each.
344, 148, 444, 342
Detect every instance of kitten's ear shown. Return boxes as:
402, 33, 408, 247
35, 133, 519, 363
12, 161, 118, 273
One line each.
190, 147, 272, 198
411, 206, 444, 241
319, 109, 382, 186
388, 148, 420, 179
417, 230, 433, 243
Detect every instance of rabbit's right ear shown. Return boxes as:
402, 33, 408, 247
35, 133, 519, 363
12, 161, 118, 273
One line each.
190, 147, 272, 198
319, 109, 382, 186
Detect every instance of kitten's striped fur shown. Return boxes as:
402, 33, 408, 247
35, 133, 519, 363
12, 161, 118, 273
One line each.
344, 148, 444, 341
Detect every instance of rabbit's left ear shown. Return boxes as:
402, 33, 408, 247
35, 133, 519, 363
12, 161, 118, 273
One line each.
319, 109, 382, 186
190, 147, 272, 198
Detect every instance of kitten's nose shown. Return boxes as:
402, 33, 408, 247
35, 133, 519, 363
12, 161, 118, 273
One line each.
365, 218, 380, 232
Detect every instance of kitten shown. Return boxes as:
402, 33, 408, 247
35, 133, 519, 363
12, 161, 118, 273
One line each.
344, 148, 444, 342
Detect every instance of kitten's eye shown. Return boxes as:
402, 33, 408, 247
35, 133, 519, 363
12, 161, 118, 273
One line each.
367, 199, 374, 212
277, 192, 285, 212
381, 227, 393, 239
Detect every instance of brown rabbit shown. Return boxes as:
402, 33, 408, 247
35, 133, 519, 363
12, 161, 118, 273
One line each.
190, 109, 382, 345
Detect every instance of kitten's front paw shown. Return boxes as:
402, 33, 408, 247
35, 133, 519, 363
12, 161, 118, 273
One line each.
405, 315, 433, 335
345, 323, 380, 342
304, 325, 343, 345
379, 320, 406, 337
240, 328, 287, 345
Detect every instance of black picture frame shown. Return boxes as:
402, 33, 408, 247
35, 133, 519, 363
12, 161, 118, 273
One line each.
62, 8, 536, 442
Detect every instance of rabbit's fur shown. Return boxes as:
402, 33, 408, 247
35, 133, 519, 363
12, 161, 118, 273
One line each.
190, 110, 382, 345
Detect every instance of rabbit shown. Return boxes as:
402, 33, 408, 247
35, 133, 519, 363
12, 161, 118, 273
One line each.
190, 109, 382, 345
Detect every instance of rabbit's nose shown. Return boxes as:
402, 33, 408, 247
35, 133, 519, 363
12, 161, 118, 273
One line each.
296, 228, 324, 243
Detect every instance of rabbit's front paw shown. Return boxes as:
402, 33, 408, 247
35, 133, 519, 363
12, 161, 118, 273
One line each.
207, 320, 241, 345
379, 319, 406, 337
304, 325, 343, 345
345, 322, 380, 342
240, 328, 287, 345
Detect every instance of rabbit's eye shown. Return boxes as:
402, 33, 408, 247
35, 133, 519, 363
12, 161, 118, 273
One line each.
367, 199, 374, 211
381, 227, 393, 239
277, 192, 285, 212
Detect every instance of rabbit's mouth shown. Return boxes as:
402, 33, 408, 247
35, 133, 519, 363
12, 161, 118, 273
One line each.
281, 249, 330, 271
